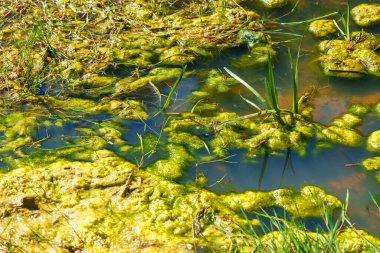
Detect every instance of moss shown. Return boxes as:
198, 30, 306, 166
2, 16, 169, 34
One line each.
362, 156, 380, 170
367, 130, 380, 152
309, 19, 337, 37
318, 32, 380, 78
321, 126, 363, 147
351, 4, 380, 27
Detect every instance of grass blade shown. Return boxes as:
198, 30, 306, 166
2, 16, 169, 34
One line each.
224, 67, 269, 108
258, 150, 269, 189
149, 80, 162, 106
267, 56, 287, 126
240, 94, 262, 111
280, 12, 338, 26
162, 65, 187, 111
346, 0, 350, 41
288, 45, 300, 114
267, 57, 279, 111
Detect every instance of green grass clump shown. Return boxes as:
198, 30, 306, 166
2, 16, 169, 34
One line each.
224, 47, 302, 127
219, 193, 380, 252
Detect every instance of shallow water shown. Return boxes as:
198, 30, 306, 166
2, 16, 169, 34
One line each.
1, 0, 380, 238
174, 1, 380, 235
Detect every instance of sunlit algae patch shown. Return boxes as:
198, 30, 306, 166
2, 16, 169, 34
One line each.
4, 155, 379, 252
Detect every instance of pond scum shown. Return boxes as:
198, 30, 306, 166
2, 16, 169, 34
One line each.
0, 0, 380, 252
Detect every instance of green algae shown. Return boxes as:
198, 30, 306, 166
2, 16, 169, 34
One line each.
42, 96, 148, 120
318, 32, 380, 78
115, 67, 185, 95
308, 19, 337, 37
1, 1, 380, 251
232, 30, 276, 67
147, 144, 194, 180
0, 0, 271, 99
367, 130, 380, 153
321, 126, 363, 147
163, 107, 366, 158
0, 156, 355, 252
362, 156, 380, 171
168, 132, 205, 150
223, 185, 340, 217
91, 99, 148, 120
332, 113, 363, 128
260, 0, 288, 8
204, 69, 239, 94
351, 4, 380, 27
348, 103, 371, 116
2, 112, 37, 138
70, 74, 117, 89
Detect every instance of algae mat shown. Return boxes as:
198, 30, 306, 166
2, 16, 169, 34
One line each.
1, 156, 378, 252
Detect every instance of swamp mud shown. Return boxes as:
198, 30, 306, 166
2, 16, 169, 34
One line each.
0, 0, 380, 252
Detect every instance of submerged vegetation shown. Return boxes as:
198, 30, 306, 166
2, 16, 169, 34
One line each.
0, 0, 380, 252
